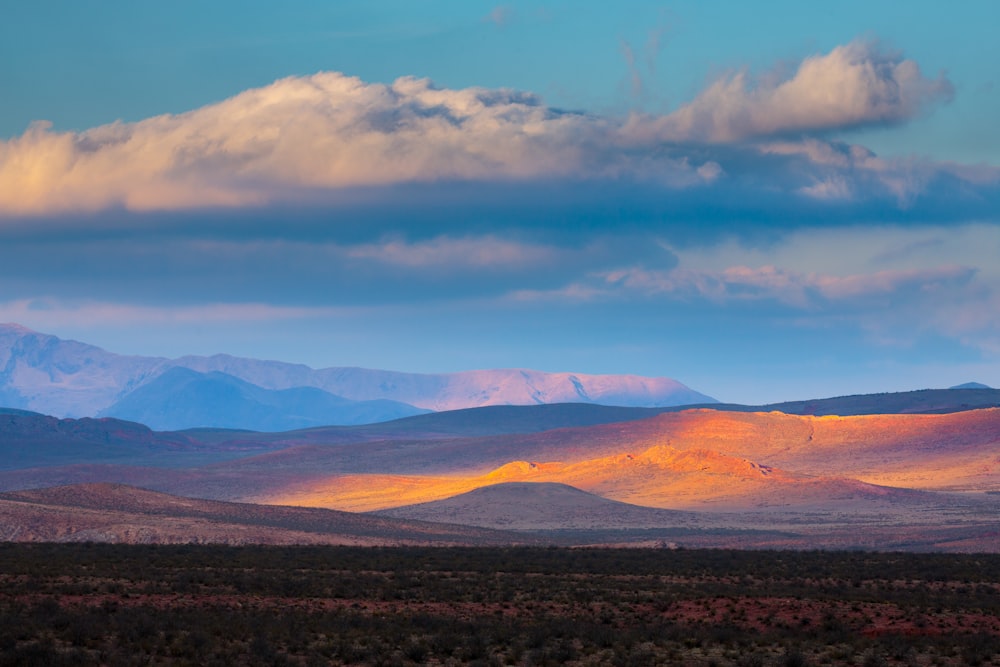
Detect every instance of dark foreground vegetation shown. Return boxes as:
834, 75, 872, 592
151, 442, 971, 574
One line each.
1, 544, 998, 666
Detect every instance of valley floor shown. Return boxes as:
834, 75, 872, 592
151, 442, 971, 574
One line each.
1, 544, 999, 666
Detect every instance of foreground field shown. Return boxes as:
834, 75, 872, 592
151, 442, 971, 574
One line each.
1, 545, 998, 666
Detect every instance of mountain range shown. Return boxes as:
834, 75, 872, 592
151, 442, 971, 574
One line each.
99, 367, 429, 431
194, 404, 1000, 551
1, 393, 997, 550
2, 322, 998, 551
0, 323, 715, 429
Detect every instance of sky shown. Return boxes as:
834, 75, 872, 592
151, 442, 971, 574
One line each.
1, 1, 999, 403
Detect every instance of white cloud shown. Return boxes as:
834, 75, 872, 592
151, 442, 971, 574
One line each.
0, 41, 977, 217
799, 175, 853, 200
0, 73, 629, 215
627, 40, 952, 143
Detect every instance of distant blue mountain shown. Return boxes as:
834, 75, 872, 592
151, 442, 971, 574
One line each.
949, 382, 992, 390
0, 323, 717, 423
99, 367, 429, 431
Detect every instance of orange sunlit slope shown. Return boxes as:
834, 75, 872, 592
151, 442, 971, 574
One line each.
255, 408, 999, 511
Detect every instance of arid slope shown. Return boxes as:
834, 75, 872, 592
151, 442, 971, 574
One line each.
0, 483, 535, 546
252, 409, 1000, 512
256, 445, 934, 512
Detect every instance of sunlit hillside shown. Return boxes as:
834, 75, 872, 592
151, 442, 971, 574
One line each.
255, 408, 1000, 511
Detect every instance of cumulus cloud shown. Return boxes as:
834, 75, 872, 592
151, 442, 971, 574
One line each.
0, 73, 636, 215
0, 73, 697, 217
0, 41, 982, 218
629, 40, 953, 143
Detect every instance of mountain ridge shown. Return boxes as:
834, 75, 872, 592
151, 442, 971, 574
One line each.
0, 323, 716, 424
98, 366, 429, 431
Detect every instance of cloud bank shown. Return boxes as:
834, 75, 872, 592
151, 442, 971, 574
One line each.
0, 40, 985, 218
599, 263, 976, 308
0, 73, 617, 215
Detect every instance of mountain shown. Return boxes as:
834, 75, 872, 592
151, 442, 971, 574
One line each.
0, 323, 715, 423
99, 367, 428, 431
0, 323, 168, 418
172, 358, 717, 411
950, 382, 992, 390
0, 483, 536, 546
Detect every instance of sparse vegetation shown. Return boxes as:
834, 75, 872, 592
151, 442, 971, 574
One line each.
1, 544, 998, 665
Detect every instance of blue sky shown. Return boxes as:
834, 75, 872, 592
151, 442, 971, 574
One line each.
1, 1, 999, 403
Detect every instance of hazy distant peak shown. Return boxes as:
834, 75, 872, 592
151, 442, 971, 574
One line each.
950, 382, 992, 390
0, 322, 35, 334
0, 323, 715, 425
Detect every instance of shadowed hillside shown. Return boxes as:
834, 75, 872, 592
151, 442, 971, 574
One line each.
0, 412, 205, 470
377, 481, 704, 530
716, 387, 1000, 416
0, 483, 537, 546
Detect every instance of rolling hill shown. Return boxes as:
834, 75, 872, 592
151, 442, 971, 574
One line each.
376, 481, 706, 530
245, 408, 1000, 513
255, 443, 944, 512
375, 480, 1000, 551
0, 410, 202, 471
1, 372, 999, 551
0, 483, 537, 546
168, 386, 1000, 450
